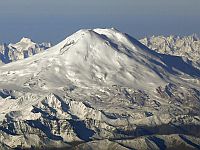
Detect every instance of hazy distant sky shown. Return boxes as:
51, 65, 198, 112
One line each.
0, 0, 200, 44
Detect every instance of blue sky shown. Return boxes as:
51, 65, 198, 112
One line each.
0, 0, 200, 44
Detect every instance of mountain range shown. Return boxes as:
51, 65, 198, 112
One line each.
0, 28, 200, 150
140, 34, 200, 69
1, 34, 200, 69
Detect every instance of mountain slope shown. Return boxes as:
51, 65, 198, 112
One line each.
0, 28, 200, 149
0, 29, 199, 92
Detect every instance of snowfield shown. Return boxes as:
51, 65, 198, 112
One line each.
0, 28, 200, 149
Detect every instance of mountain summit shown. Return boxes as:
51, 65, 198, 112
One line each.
0, 28, 199, 92
19, 37, 34, 43
0, 28, 200, 149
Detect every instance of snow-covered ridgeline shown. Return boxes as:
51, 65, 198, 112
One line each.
0, 38, 51, 64
140, 34, 200, 64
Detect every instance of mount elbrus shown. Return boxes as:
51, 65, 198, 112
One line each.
0, 28, 200, 150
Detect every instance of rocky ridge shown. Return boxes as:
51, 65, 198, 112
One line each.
140, 34, 200, 69
0, 38, 51, 64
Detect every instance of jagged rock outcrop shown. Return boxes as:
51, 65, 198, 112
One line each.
0, 38, 51, 64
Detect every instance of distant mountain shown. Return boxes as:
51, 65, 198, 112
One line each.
0, 29, 200, 149
0, 38, 51, 64
140, 34, 200, 69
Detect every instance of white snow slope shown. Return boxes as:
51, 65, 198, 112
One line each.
0, 28, 200, 149
0, 28, 199, 92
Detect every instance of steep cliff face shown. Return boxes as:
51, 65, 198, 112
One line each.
0, 29, 200, 149
0, 38, 51, 64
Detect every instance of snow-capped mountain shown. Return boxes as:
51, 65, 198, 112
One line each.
140, 34, 200, 69
2, 35, 200, 68
0, 28, 200, 149
0, 38, 51, 64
